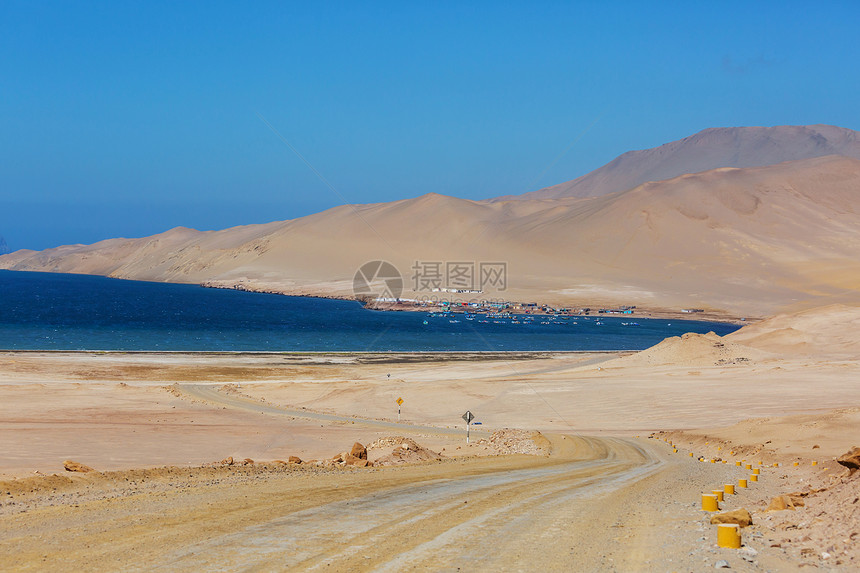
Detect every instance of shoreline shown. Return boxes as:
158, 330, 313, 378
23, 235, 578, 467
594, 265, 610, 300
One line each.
197, 276, 752, 325
0, 268, 752, 325
0, 349, 627, 355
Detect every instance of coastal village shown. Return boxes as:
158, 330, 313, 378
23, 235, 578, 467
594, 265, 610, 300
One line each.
366, 296, 735, 323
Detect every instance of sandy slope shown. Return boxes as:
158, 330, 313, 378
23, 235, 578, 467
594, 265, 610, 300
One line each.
3, 155, 860, 316
1, 301, 860, 569
502, 124, 860, 200
726, 303, 860, 359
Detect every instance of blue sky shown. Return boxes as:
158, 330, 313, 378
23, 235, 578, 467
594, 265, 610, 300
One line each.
2, 1, 859, 251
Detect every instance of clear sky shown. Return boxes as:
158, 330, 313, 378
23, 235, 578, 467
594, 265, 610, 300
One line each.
2, 1, 859, 251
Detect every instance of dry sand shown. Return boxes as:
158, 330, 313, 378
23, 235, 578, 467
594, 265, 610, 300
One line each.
4, 155, 860, 317
1, 306, 859, 570
2, 126, 860, 569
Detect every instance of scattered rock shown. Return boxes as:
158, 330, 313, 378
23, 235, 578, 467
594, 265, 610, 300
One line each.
350, 442, 367, 460
738, 547, 758, 562
710, 508, 753, 527
767, 494, 806, 511
241, 458, 254, 465
475, 429, 551, 455
715, 560, 730, 568
836, 446, 860, 475
368, 436, 444, 466
288, 456, 303, 464
343, 454, 370, 467
221, 456, 234, 466
767, 495, 796, 511
63, 460, 95, 473
272, 460, 288, 465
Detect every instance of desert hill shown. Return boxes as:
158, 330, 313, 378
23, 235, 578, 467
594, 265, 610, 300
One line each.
499, 124, 860, 201
2, 155, 860, 316
726, 303, 860, 359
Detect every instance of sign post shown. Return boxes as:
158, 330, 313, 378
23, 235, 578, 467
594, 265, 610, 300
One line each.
462, 410, 475, 443
396, 397, 403, 421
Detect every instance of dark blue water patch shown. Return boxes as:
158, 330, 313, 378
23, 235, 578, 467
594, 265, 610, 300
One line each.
0, 270, 739, 351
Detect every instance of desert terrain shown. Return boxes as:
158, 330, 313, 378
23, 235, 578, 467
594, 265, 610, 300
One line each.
1, 305, 859, 570
2, 125, 859, 570
3, 128, 860, 318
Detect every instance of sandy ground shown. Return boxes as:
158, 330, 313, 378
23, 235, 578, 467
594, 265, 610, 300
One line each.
4, 347, 860, 478
0, 433, 824, 572
2, 305, 859, 570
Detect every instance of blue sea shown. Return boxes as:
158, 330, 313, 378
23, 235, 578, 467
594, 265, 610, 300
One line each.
0, 270, 739, 351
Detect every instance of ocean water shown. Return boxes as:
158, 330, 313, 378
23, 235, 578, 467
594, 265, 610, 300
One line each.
0, 271, 739, 351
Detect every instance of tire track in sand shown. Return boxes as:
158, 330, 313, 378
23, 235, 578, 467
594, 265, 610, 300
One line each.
154, 436, 662, 572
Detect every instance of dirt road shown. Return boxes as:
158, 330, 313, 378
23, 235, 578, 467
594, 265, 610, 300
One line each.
3, 432, 787, 572
1, 434, 680, 572
155, 436, 657, 572
0, 352, 813, 571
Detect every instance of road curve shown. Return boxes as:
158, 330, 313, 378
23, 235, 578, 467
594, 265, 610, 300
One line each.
153, 435, 662, 572
2, 386, 668, 572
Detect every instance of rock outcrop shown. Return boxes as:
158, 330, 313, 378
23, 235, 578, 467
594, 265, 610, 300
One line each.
710, 508, 753, 527
63, 460, 95, 473
766, 494, 806, 512
837, 446, 860, 475
368, 437, 444, 466
350, 442, 367, 460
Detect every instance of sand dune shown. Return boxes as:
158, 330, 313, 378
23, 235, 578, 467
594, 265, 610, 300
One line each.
3, 155, 860, 316
599, 303, 860, 369
501, 124, 860, 200
3, 126, 860, 570
602, 331, 771, 368
726, 304, 860, 359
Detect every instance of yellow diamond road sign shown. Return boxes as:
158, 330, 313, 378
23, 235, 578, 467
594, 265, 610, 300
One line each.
396, 397, 403, 406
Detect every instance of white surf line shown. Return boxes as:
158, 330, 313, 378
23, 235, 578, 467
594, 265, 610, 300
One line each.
178, 383, 478, 437
154, 452, 637, 571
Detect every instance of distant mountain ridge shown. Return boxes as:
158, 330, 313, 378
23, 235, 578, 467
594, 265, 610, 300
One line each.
3, 154, 860, 316
496, 124, 860, 201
